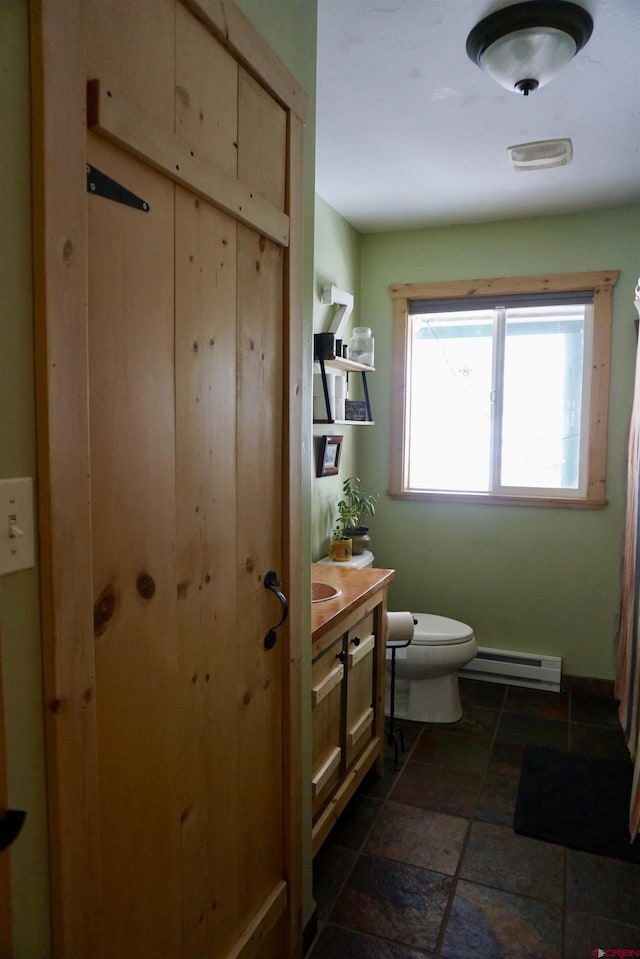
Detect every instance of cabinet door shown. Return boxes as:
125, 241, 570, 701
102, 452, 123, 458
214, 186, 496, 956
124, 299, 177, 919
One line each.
346, 613, 376, 767
311, 640, 344, 817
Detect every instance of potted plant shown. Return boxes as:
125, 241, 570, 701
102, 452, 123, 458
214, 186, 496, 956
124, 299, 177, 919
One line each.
330, 476, 378, 558
328, 489, 357, 562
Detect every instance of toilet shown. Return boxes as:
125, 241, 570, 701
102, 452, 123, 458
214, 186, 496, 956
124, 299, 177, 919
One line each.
393, 613, 476, 723
317, 549, 477, 723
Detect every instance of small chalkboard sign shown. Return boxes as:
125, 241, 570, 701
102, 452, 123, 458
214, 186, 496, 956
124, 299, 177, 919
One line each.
345, 400, 368, 421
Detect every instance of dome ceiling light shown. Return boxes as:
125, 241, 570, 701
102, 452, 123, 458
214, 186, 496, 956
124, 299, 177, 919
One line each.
466, 1, 594, 96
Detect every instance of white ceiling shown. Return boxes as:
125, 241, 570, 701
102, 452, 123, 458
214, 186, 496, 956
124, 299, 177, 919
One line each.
315, 0, 640, 233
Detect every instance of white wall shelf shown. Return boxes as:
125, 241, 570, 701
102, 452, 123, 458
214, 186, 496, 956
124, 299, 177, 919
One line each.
313, 419, 375, 429
321, 356, 375, 375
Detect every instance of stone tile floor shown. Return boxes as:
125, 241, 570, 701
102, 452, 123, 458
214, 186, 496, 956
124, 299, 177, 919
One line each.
307, 680, 640, 959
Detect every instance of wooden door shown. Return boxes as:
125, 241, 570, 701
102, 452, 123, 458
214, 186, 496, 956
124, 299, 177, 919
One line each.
31, 1, 306, 956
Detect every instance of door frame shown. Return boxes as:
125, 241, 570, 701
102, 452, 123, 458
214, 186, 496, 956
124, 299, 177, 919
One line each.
30, 2, 306, 954
0, 616, 13, 958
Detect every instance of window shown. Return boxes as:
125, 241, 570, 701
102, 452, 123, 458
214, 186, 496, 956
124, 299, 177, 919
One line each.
389, 272, 619, 508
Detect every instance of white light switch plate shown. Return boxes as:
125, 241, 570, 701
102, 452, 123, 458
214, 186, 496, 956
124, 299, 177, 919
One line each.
0, 477, 36, 575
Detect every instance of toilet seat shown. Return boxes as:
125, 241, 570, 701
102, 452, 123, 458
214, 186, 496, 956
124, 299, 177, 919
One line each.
412, 613, 474, 646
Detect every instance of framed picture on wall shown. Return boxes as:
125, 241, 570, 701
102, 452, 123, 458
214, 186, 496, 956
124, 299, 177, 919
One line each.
317, 434, 343, 477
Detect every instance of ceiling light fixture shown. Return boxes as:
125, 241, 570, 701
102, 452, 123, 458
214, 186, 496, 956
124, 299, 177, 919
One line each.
466, 1, 593, 96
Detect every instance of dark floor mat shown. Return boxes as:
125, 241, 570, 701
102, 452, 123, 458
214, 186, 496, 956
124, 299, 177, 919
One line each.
513, 745, 640, 863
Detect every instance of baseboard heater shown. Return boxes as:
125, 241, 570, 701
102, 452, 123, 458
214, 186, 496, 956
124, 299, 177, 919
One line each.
460, 647, 562, 693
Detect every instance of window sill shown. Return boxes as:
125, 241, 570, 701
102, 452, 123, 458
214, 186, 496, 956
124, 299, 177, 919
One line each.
387, 489, 608, 510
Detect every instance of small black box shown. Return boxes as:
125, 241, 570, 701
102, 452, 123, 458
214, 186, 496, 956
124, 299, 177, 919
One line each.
314, 332, 335, 360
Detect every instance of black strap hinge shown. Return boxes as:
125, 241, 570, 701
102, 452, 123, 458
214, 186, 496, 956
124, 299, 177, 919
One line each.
86, 164, 150, 213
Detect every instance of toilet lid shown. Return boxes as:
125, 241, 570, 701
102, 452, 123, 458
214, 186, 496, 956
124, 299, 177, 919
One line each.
412, 613, 474, 646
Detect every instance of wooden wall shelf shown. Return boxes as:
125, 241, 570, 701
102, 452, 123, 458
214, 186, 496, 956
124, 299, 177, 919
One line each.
313, 333, 375, 425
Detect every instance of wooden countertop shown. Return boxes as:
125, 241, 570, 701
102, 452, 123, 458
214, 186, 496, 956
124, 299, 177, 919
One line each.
311, 563, 395, 641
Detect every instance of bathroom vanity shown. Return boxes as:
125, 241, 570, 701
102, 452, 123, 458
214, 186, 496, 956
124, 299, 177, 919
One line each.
311, 563, 395, 853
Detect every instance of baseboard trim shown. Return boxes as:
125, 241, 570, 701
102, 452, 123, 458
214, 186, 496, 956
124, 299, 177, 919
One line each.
561, 673, 615, 698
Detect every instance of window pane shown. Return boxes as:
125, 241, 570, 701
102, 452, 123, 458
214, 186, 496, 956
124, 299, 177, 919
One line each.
408, 312, 493, 491
500, 307, 585, 489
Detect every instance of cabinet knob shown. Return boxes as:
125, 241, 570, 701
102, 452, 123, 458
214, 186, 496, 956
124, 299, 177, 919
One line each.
351, 635, 361, 646
336, 650, 347, 663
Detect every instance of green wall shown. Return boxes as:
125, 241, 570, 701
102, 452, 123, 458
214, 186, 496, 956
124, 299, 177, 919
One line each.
311, 195, 362, 558
355, 206, 640, 680
1, 1, 317, 954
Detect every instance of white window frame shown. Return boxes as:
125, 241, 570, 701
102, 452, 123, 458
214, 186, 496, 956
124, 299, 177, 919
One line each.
389, 271, 619, 509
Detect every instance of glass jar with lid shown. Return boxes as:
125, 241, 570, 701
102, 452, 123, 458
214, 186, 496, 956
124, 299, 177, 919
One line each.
349, 327, 374, 366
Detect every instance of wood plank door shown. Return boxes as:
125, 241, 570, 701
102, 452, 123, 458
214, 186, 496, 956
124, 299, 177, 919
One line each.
31, 1, 306, 956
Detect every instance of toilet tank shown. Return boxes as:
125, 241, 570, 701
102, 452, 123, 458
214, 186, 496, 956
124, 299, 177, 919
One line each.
316, 549, 374, 569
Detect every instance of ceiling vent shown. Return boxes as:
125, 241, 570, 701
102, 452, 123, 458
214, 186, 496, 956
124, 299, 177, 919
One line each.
508, 138, 573, 170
